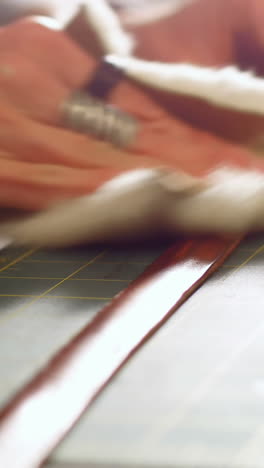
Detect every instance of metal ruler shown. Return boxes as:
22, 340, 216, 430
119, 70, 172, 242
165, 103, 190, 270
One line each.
0, 237, 243, 467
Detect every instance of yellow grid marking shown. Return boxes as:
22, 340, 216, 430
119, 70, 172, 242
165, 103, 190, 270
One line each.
45, 296, 111, 300
0, 294, 111, 300
0, 239, 263, 422
0, 276, 130, 282
23, 260, 97, 264
0, 294, 37, 298
226, 244, 264, 276
0, 250, 108, 326
0, 249, 37, 273
23, 260, 148, 265
0, 242, 263, 327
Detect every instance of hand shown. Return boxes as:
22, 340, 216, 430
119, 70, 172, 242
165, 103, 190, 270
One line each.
0, 100, 167, 211
0, 20, 166, 211
1, 10, 264, 213
2, 17, 264, 181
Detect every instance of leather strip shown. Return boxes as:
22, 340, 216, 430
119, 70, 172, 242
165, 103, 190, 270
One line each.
85, 57, 125, 100
0, 236, 242, 468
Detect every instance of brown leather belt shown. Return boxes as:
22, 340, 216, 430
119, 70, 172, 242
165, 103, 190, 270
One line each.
0, 236, 242, 467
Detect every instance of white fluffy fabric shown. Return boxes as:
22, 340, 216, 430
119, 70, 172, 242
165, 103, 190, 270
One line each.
2, 1, 263, 247
2, 167, 264, 247
108, 55, 264, 116
117, 0, 196, 26
77, 0, 135, 56
80, 0, 264, 116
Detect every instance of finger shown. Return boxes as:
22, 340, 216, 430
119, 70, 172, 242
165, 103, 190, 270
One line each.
0, 157, 120, 189
132, 117, 264, 175
0, 162, 129, 211
0, 181, 75, 211
0, 51, 68, 123
0, 105, 163, 170
0, 19, 95, 89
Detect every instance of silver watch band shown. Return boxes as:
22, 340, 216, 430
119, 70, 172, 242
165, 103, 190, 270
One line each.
62, 92, 139, 148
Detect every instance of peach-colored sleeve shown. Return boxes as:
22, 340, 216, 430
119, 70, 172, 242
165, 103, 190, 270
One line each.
247, 0, 264, 57
124, 0, 264, 145
127, 0, 239, 66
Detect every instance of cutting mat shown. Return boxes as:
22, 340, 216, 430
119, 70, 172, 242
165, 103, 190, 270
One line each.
45, 235, 264, 468
0, 236, 263, 468
0, 243, 168, 409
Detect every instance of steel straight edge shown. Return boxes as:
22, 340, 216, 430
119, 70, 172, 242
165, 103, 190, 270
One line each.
0, 236, 242, 468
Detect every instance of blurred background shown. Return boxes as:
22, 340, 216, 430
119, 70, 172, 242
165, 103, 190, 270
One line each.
0, 0, 193, 25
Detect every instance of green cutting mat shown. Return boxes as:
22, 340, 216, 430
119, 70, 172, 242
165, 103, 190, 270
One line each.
45, 236, 264, 468
0, 243, 166, 408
